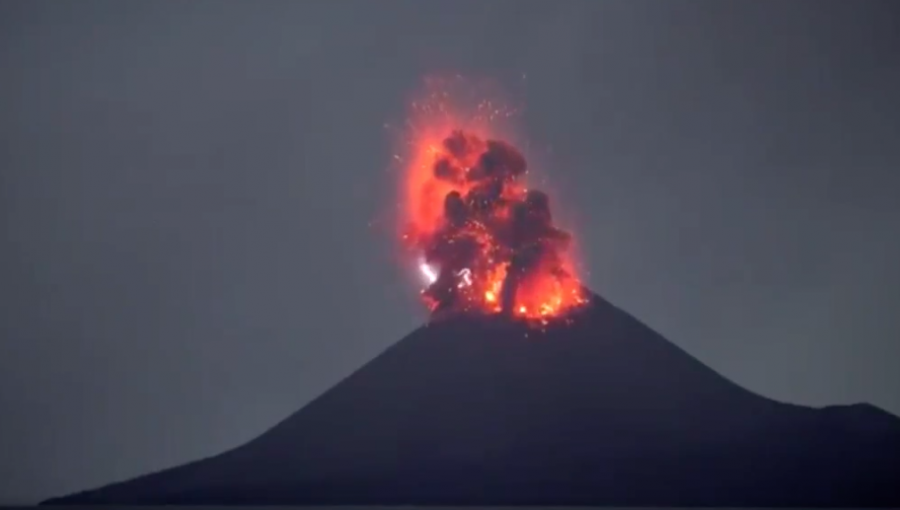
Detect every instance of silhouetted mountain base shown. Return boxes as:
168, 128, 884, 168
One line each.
42, 292, 900, 506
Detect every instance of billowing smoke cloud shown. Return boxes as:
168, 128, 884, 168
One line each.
407, 130, 583, 319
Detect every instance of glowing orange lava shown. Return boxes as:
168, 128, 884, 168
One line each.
396, 79, 586, 322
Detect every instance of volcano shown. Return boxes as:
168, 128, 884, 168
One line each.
42, 291, 900, 507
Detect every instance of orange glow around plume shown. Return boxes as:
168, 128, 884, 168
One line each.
396, 78, 586, 322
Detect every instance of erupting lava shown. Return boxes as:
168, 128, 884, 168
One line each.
397, 82, 586, 321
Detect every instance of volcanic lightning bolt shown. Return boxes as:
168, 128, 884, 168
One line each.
397, 79, 587, 322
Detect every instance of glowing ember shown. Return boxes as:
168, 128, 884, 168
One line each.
397, 81, 586, 321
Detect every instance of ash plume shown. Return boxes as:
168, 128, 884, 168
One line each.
410, 130, 582, 318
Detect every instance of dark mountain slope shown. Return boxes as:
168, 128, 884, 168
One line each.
42, 292, 900, 506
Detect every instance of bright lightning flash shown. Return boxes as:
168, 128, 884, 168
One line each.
419, 262, 438, 284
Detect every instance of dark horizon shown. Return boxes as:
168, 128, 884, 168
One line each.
2, 0, 900, 504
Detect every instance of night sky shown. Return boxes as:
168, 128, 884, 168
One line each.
2, 0, 899, 504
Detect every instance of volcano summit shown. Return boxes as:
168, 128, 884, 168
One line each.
42, 291, 900, 506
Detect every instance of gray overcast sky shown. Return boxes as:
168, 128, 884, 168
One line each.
1, 0, 899, 504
